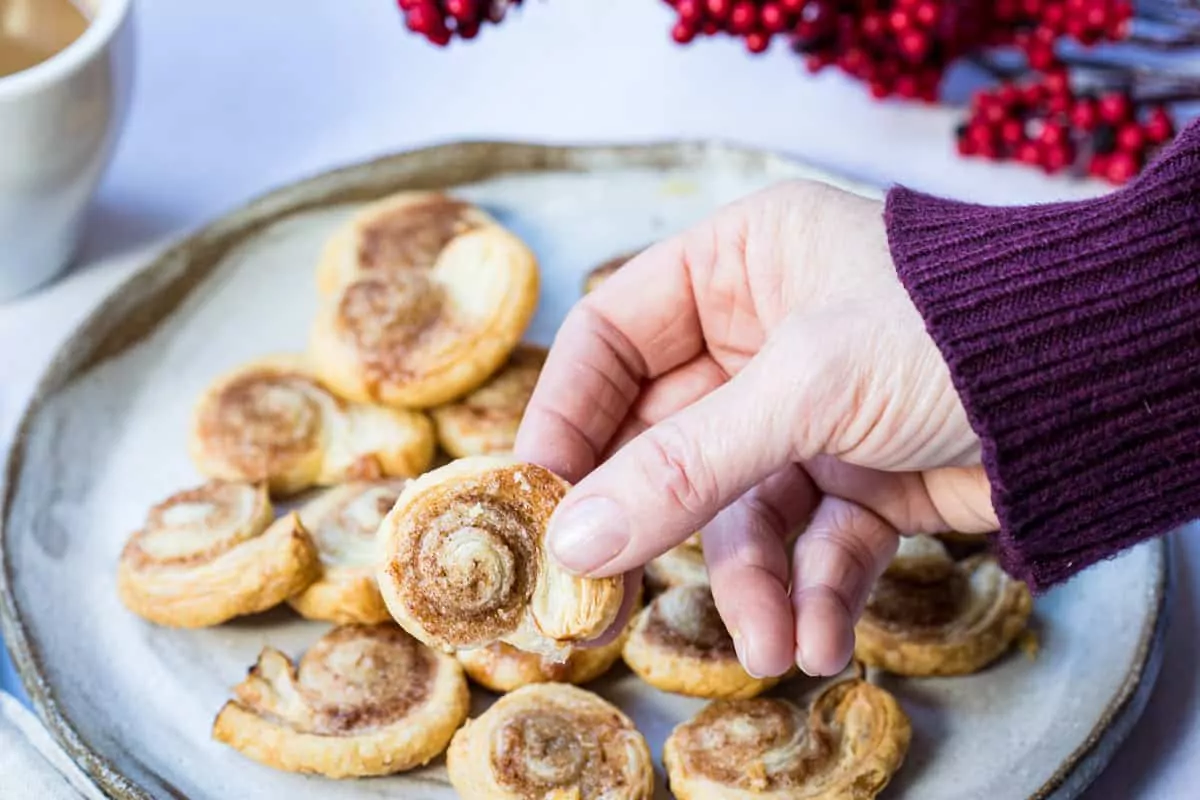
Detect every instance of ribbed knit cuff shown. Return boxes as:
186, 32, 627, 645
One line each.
885, 122, 1200, 592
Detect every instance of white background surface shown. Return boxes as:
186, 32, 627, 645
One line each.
0, 1, 1194, 798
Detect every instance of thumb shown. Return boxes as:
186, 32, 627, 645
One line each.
545, 340, 812, 577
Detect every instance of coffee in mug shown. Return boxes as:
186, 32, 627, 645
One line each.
0, 0, 90, 78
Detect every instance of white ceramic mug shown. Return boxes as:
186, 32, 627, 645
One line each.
0, 0, 135, 301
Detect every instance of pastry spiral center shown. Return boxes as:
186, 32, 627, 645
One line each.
399, 497, 538, 648
340, 274, 445, 353
866, 571, 969, 632
494, 713, 587, 789
646, 586, 736, 657
298, 626, 433, 735
439, 525, 517, 612
682, 700, 831, 790
211, 377, 320, 458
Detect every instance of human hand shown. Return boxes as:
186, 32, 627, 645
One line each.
513, 179, 998, 680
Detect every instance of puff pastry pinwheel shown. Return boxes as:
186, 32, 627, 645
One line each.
117, 481, 319, 628
212, 623, 469, 778
376, 455, 625, 659
854, 534, 1034, 677
582, 250, 636, 294
287, 480, 407, 624
663, 679, 911, 800
447, 683, 655, 800
430, 343, 546, 458
189, 355, 434, 496
309, 191, 540, 408
623, 584, 780, 699
645, 532, 709, 592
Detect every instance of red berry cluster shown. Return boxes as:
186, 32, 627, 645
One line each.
958, 72, 1176, 184
665, 0, 997, 101
666, 0, 812, 54
398, 0, 522, 46
994, 0, 1134, 70
794, 0, 990, 102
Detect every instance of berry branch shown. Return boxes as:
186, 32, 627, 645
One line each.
395, 0, 1199, 184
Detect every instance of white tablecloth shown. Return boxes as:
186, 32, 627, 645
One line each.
0, 1, 1194, 797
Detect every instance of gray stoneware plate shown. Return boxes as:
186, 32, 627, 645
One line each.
0, 141, 1170, 800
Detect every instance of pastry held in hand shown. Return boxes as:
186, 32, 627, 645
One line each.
663, 679, 911, 800
375, 455, 625, 659
212, 624, 469, 778
456, 637, 626, 693
447, 683, 654, 800
623, 584, 781, 699
287, 480, 408, 624
457, 584, 639, 693
117, 482, 319, 628
854, 534, 1034, 676
310, 192, 539, 408
189, 355, 434, 496
430, 343, 546, 458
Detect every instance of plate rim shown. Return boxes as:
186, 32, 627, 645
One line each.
0, 138, 1170, 800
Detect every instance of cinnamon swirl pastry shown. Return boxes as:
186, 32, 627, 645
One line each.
430, 344, 546, 458
189, 355, 435, 496
375, 455, 625, 659
582, 250, 636, 294
854, 534, 1034, 676
623, 584, 780, 699
446, 683, 654, 800
663, 679, 911, 800
117, 482, 319, 628
213, 623, 469, 778
287, 480, 408, 624
645, 532, 708, 592
309, 192, 539, 408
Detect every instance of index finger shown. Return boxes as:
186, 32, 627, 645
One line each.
514, 234, 708, 482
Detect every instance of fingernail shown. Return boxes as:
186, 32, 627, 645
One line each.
795, 644, 817, 677
548, 496, 629, 574
732, 629, 766, 679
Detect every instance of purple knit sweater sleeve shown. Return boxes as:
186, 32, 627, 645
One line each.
884, 121, 1200, 592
